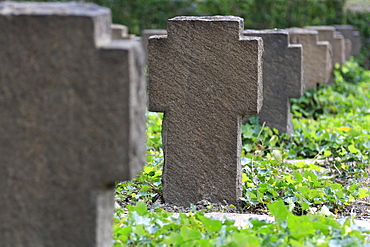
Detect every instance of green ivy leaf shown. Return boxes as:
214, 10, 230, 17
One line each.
180, 226, 201, 241
348, 144, 359, 154
163, 232, 183, 246
268, 200, 290, 221
228, 232, 260, 247
287, 215, 316, 240
127, 200, 147, 216
197, 215, 223, 232
271, 150, 283, 163
358, 188, 370, 199
269, 135, 279, 146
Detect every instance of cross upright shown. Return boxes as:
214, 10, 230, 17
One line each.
148, 16, 263, 206
333, 25, 362, 57
287, 28, 332, 90
243, 30, 304, 135
0, 2, 146, 246
305, 26, 346, 66
141, 29, 167, 61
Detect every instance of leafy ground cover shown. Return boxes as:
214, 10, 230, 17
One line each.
114, 60, 370, 246
114, 200, 370, 246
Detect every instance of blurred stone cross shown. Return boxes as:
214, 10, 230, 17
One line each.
333, 25, 362, 57
243, 30, 304, 135
0, 2, 146, 246
305, 26, 346, 67
287, 28, 333, 90
148, 16, 263, 206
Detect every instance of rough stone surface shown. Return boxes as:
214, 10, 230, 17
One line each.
333, 25, 362, 57
148, 16, 263, 206
286, 28, 333, 90
305, 26, 345, 66
141, 29, 167, 60
243, 30, 304, 135
0, 2, 146, 247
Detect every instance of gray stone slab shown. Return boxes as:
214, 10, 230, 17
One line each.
0, 2, 146, 246
286, 28, 333, 90
243, 30, 304, 135
111, 24, 128, 38
353, 30, 362, 56
336, 31, 353, 61
333, 25, 362, 57
305, 26, 346, 66
111, 24, 136, 40
344, 38, 353, 61
148, 16, 263, 206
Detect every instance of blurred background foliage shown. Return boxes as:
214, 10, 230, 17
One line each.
18, 0, 370, 67
87, 0, 370, 68
345, 10, 370, 68
89, 0, 348, 32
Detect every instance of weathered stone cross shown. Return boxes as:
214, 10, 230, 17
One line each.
148, 16, 263, 206
0, 2, 146, 246
287, 28, 332, 90
333, 25, 362, 57
305, 26, 346, 67
243, 30, 304, 135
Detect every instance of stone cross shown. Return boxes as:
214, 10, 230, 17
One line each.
0, 2, 146, 247
342, 34, 353, 61
141, 29, 167, 60
148, 16, 263, 206
352, 31, 362, 56
243, 30, 304, 135
111, 24, 136, 40
305, 26, 346, 66
333, 25, 362, 57
286, 28, 333, 90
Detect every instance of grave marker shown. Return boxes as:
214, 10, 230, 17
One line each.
0, 2, 146, 246
305, 26, 345, 66
333, 25, 362, 57
141, 29, 167, 60
243, 30, 304, 135
352, 31, 362, 56
336, 31, 352, 61
286, 28, 333, 90
148, 16, 263, 206
344, 38, 353, 61
111, 24, 136, 40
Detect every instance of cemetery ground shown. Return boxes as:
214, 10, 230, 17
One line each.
113, 60, 370, 246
